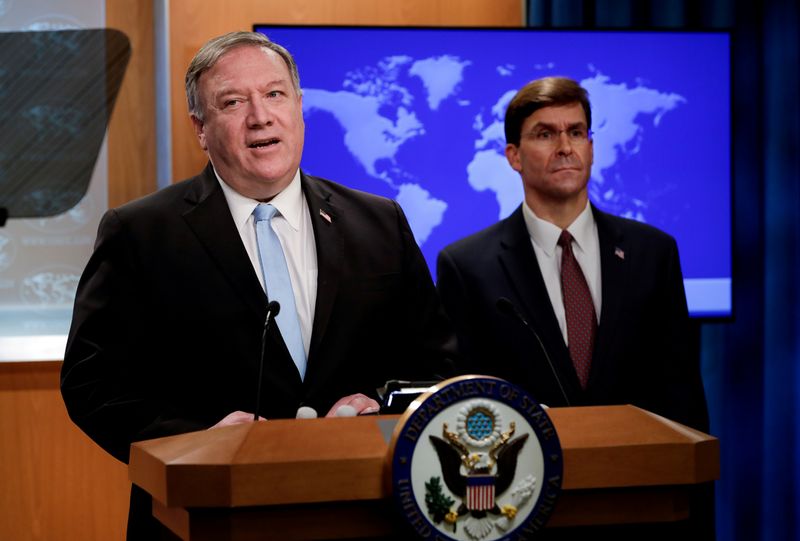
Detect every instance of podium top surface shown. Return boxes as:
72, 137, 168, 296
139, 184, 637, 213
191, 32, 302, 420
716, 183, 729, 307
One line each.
129, 405, 718, 508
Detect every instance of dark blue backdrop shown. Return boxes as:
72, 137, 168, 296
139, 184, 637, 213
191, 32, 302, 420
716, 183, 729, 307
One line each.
258, 24, 733, 316
527, 1, 799, 540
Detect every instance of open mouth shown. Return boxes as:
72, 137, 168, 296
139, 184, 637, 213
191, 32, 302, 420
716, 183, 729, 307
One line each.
249, 138, 279, 149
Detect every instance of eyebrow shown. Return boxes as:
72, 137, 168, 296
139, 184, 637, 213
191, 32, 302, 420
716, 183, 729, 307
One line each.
529, 120, 587, 131
215, 79, 290, 98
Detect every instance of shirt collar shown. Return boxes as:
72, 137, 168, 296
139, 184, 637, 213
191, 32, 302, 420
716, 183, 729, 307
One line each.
215, 168, 303, 231
522, 200, 595, 257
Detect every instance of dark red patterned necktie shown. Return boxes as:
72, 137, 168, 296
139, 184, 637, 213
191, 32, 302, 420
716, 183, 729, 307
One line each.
558, 230, 596, 389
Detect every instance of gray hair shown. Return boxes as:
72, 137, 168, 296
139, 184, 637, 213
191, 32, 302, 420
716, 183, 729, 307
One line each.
185, 31, 302, 121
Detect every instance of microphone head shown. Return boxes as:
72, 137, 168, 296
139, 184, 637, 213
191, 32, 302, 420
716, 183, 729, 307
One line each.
267, 300, 281, 317
496, 297, 515, 317
333, 404, 357, 417
295, 406, 318, 419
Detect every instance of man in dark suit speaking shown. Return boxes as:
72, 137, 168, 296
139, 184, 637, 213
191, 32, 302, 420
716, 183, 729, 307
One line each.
61, 31, 454, 538
437, 77, 708, 432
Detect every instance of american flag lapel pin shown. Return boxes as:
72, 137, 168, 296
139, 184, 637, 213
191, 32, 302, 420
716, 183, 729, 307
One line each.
319, 209, 332, 223
614, 247, 625, 260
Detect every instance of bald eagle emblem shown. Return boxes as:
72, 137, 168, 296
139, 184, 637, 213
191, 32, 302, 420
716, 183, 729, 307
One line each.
425, 400, 536, 539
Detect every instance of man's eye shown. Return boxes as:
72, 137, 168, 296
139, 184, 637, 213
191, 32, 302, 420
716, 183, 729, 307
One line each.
535, 130, 553, 140
224, 99, 241, 108
267, 90, 283, 98
569, 128, 586, 138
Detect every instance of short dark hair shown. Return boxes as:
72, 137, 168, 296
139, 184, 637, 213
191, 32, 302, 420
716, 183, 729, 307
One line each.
185, 31, 301, 121
504, 76, 592, 146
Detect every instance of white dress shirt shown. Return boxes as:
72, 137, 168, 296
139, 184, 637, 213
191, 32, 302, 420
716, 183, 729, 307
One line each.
521, 201, 602, 346
216, 169, 318, 357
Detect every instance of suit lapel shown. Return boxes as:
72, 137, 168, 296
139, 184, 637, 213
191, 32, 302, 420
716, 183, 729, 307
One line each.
590, 206, 628, 382
181, 164, 267, 322
496, 208, 582, 395
301, 172, 342, 367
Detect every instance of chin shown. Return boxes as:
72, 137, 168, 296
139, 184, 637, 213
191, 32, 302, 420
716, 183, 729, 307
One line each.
548, 184, 589, 202
250, 165, 292, 183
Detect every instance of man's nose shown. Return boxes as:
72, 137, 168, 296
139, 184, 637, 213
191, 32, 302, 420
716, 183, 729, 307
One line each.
555, 131, 573, 155
247, 97, 273, 127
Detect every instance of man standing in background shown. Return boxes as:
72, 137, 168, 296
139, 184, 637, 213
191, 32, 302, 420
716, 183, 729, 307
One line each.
437, 77, 714, 539
437, 76, 708, 430
437, 76, 711, 538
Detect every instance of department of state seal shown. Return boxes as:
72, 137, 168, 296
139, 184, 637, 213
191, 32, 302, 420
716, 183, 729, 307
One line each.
388, 375, 563, 540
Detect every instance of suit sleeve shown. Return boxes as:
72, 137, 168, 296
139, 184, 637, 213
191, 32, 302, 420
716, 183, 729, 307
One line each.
655, 238, 709, 432
436, 248, 485, 377
392, 201, 457, 381
61, 210, 207, 464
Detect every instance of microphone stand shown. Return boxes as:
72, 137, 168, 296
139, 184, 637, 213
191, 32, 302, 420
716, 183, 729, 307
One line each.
496, 297, 571, 407
254, 301, 280, 421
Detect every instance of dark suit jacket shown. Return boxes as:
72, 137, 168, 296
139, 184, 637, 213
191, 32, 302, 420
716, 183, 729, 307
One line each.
437, 204, 708, 432
61, 164, 455, 537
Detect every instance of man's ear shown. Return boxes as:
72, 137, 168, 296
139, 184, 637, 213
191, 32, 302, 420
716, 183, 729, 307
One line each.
505, 143, 521, 172
190, 114, 207, 151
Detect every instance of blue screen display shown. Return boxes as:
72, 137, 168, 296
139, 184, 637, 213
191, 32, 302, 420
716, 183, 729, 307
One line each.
255, 25, 732, 318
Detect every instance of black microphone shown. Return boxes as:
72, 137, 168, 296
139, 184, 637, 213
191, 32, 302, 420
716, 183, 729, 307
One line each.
496, 297, 571, 407
254, 301, 281, 421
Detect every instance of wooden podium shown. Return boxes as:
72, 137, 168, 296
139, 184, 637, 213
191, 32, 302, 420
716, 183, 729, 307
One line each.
129, 405, 718, 540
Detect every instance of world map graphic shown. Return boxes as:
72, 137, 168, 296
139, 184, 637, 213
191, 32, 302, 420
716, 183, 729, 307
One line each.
267, 27, 731, 316
302, 55, 685, 270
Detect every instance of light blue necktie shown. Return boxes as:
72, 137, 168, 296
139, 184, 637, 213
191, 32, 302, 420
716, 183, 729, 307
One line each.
253, 203, 307, 380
